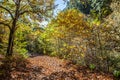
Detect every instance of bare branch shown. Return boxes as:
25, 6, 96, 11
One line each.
0, 22, 11, 30
0, 5, 14, 20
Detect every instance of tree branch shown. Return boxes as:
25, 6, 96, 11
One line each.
0, 5, 14, 20
19, 10, 32, 15
0, 22, 11, 30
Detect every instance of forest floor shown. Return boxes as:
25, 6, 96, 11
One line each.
0, 55, 115, 80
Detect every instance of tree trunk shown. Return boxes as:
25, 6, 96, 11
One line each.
6, 0, 20, 56
6, 19, 16, 56
6, 30, 15, 56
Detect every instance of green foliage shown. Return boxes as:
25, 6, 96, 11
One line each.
38, 26, 57, 55
66, 0, 91, 14
113, 70, 120, 78
89, 64, 96, 71
90, 0, 112, 19
66, 0, 112, 20
14, 24, 30, 58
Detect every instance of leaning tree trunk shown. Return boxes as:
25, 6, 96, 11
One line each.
6, 30, 15, 56
6, 19, 17, 56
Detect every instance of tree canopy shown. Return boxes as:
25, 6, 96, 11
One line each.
0, 0, 54, 56
66, 0, 112, 19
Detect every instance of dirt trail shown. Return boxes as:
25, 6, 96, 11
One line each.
29, 56, 67, 74
1, 55, 114, 80
27, 56, 114, 80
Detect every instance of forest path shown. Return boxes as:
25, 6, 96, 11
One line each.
1, 55, 114, 80
26, 55, 113, 80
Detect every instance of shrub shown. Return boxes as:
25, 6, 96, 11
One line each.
89, 64, 96, 71
113, 70, 120, 78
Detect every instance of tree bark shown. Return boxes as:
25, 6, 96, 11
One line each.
6, 20, 16, 56
6, 19, 17, 56
6, 30, 15, 56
